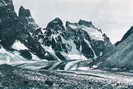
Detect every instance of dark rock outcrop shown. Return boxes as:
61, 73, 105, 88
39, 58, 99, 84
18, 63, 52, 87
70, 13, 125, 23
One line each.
0, 0, 52, 60
0, 0, 21, 49
99, 26, 133, 71
18, 6, 39, 33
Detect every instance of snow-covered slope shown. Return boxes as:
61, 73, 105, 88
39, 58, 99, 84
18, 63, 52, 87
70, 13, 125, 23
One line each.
0, 46, 26, 64
12, 40, 28, 50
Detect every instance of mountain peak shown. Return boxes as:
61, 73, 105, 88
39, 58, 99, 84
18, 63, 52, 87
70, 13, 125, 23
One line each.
18, 6, 39, 32
19, 6, 31, 17
78, 19, 93, 27
46, 17, 65, 32
48, 17, 63, 26
115, 26, 133, 46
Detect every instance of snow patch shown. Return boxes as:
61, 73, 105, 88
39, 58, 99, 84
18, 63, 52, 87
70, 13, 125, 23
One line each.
65, 60, 81, 71
31, 53, 41, 61
12, 40, 28, 50
67, 54, 88, 60
0, 47, 26, 64
81, 25, 103, 41
42, 45, 61, 61
68, 24, 79, 29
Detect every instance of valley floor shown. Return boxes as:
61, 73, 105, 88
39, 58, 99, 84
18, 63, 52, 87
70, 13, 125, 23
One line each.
0, 64, 133, 89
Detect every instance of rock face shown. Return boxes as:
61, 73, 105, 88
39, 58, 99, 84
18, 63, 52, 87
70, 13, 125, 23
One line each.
0, 0, 20, 49
42, 18, 112, 61
0, 0, 51, 61
0, 0, 113, 70
19, 6, 39, 32
100, 26, 133, 71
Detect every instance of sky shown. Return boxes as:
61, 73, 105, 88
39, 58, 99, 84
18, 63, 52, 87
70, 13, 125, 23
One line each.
13, 0, 133, 43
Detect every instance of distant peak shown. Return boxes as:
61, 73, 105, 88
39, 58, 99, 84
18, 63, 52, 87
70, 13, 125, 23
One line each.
51, 17, 63, 24
20, 6, 24, 9
66, 19, 94, 29
47, 17, 63, 27
54, 17, 62, 21
78, 19, 93, 27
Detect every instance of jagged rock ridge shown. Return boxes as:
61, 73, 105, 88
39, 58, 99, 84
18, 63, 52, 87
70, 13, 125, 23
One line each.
0, 0, 113, 70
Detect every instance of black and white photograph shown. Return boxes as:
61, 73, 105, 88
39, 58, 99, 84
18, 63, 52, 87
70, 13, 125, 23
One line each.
0, 0, 133, 88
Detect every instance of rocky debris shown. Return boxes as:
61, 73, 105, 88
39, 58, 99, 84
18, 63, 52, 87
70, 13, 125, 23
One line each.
0, 64, 133, 89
